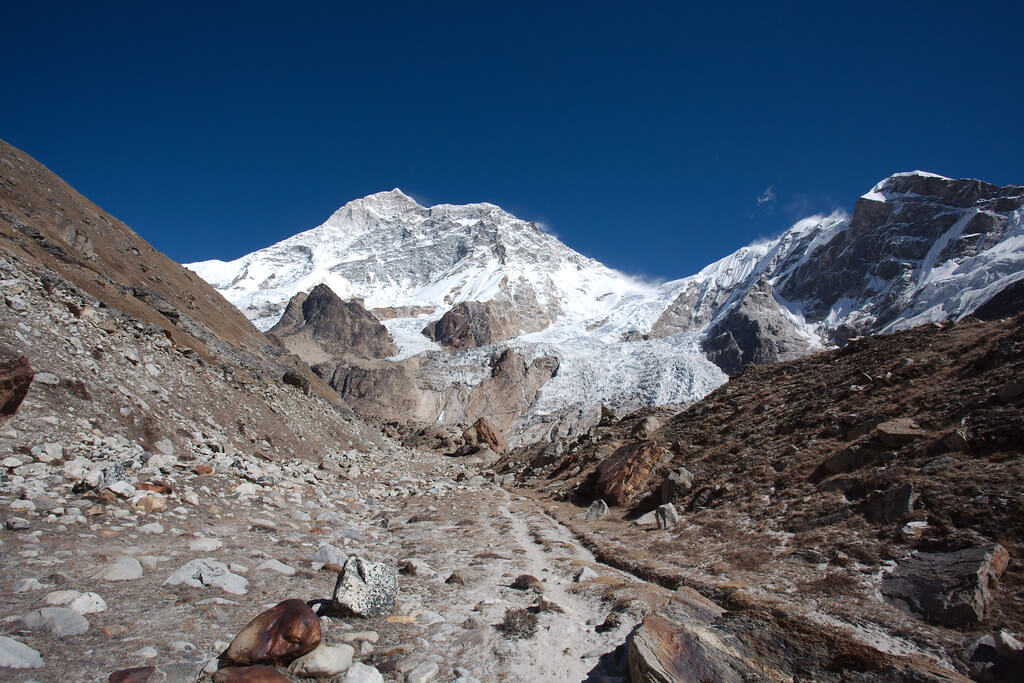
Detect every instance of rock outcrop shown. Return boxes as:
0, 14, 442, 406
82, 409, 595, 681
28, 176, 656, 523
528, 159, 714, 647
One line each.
268, 284, 397, 363
0, 354, 33, 416
422, 301, 514, 349
882, 545, 1010, 626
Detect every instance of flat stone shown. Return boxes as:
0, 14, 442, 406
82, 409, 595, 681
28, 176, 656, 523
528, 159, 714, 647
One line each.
164, 558, 248, 595
13, 577, 46, 592
19, 606, 90, 637
189, 537, 223, 552
311, 544, 346, 566
95, 557, 144, 581
287, 642, 354, 678
69, 592, 108, 614
256, 559, 296, 576
0, 635, 43, 668
406, 660, 439, 683
882, 544, 1010, 625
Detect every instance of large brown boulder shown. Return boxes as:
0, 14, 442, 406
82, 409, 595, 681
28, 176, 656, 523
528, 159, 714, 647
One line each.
0, 355, 33, 416
596, 440, 669, 507
462, 417, 507, 455
222, 599, 321, 667
213, 667, 290, 683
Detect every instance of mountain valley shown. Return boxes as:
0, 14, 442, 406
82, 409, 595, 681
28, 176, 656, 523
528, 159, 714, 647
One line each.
1, 136, 1022, 682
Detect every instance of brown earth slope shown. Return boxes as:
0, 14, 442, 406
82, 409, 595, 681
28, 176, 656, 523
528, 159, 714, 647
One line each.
503, 314, 1024, 678
0, 138, 327, 394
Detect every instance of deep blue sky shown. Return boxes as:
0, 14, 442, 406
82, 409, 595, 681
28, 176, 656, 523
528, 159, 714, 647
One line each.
2, 2, 1022, 281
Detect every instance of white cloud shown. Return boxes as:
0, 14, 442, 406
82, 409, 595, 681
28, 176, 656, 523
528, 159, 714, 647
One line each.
756, 186, 776, 205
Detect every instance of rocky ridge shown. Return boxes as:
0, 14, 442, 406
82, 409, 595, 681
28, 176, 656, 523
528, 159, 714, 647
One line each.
189, 173, 1024, 444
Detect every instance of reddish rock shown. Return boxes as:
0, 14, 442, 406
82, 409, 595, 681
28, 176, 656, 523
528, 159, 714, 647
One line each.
136, 481, 173, 494
213, 666, 290, 683
108, 667, 163, 683
463, 417, 507, 455
0, 355, 33, 416
222, 599, 321, 667
192, 465, 214, 475
875, 418, 927, 447
596, 440, 669, 507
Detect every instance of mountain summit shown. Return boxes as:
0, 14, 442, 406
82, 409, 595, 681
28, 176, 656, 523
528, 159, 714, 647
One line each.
188, 172, 1024, 442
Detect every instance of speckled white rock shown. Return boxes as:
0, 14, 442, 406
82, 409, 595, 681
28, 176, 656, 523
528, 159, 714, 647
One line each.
332, 556, 397, 617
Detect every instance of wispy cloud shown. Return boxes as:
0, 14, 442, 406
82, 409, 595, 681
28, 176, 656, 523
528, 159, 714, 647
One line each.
756, 185, 776, 206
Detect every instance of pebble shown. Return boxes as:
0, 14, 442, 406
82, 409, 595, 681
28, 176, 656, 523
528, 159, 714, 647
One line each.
13, 577, 45, 592
134, 646, 159, 659
139, 522, 165, 534
189, 537, 223, 552
343, 662, 384, 683
95, 556, 145, 581
19, 606, 90, 637
164, 558, 249, 595
406, 660, 440, 683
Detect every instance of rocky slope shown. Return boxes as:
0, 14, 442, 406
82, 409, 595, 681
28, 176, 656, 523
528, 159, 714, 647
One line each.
189, 173, 1024, 443
498, 312, 1024, 680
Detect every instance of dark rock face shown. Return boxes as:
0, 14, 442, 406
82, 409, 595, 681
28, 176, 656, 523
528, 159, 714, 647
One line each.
881, 544, 1010, 626
778, 175, 1024, 333
422, 301, 513, 349
268, 284, 397, 362
0, 355, 33, 416
596, 440, 669, 507
702, 276, 818, 375
222, 599, 321, 667
862, 483, 918, 523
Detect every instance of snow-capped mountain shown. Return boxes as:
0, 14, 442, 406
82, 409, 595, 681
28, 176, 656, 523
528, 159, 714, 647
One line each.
187, 172, 1024, 443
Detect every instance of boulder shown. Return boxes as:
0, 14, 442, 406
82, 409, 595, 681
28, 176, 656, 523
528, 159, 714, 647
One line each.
654, 503, 679, 530
19, 606, 90, 637
222, 599, 321, 666
881, 544, 1010, 625
596, 441, 669, 507
0, 355, 33, 416
287, 642, 355, 678
0, 635, 43, 668
875, 418, 928, 447
462, 417, 507, 455
862, 483, 918, 523
164, 558, 248, 595
332, 556, 397, 617
580, 499, 609, 521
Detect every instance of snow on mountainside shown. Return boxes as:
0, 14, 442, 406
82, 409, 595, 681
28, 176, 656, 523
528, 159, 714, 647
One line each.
187, 173, 1024, 439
